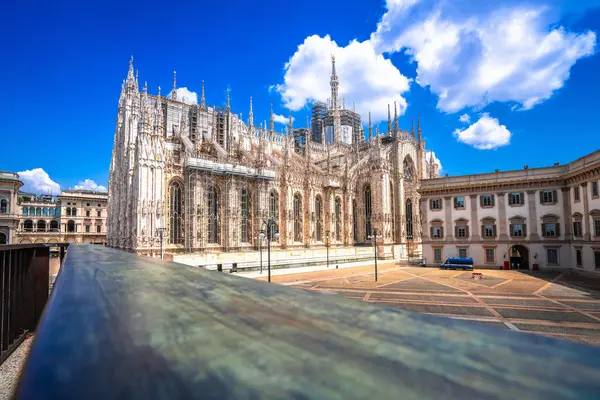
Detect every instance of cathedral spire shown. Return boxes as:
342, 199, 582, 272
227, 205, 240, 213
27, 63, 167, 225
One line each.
288, 112, 293, 138
417, 116, 421, 140
226, 88, 231, 113
143, 81, 148, 95
171, 71, 177, 101
125, 56, 136, 89
248, 96, 253, 131
411, 117, 415, 137
368, 111, 372, 142
200, 80, 206, 111
387, 104, 392, 134
393, 101, 398, 135
352, 101, 356, 112
269, 104, 274, 132
330, 55, 339, 110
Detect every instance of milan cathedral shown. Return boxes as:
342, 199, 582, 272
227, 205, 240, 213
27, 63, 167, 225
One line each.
107, 56, 440, 260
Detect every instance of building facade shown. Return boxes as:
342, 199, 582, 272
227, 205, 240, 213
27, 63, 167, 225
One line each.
0, 171, 23, 244
16, 190, 108, 244
419, 151, 600, 272
107, 57, 439, 262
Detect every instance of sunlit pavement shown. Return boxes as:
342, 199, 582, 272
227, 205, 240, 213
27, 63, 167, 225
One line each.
259, 265, 600, 346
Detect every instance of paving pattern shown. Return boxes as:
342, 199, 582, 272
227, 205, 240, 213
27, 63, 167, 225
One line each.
262, 265, 600, 346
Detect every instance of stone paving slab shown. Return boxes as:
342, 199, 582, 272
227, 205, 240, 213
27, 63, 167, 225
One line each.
560, 301, 600, 310
496, 308, 598, 323
480, 297, 565, 308
368, 292, 479, 304
453, 272, 507, 287
513, 324, 600, 337
370, 302, 495, 317
381, 277, 463, 292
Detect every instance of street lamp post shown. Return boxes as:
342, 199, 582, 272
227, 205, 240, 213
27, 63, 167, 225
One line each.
326, 230, 330, 269
261, 218, 279, 282
155, 227, 167, 260
367, 228, 382, 282
258, 230, 266, 274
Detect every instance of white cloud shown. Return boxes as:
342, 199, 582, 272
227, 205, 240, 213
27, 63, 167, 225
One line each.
17, 168, 61, 195
167, 87, 198, 105
274, 34, 411, 122
74, 179, 107, 192
453, 113, 511, 150
272, 113, 294, 125
425, 150, 443, 174
459, 113, 470, 124
371, 0, 596, 112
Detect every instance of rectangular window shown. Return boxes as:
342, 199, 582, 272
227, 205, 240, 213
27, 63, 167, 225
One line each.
96, 225, 101, 233
547, 248, 559, 265
541, 190, 556, 204
576, 249, 582, 267
97, 210, 102, 217
434, 248, 442, 263
483, 224, 495, 237
454, 197, 465, 209
592, 182, 599, 197
574, 186, 580, 202
456, 226, 467, 238
595, 251, 600, 269
511, 224, 523, 237
481, 194, 494, 207
485, 248, 495, 264
430, 199, 442, 210
573, 221, 582, 237
509, 192, 524, 206
85, 225, 90, 233
595, 220, 600, 237
432, 226, 443, 238
458, 248, 468, 258
543, 223, 558, 237
86, 210, 91, 217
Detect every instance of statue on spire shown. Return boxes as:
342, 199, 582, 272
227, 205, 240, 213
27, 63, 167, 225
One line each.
200, 80, 206, 111
368, 111, 372, 142
248, 96, 254, 133
171, 71, 177, 101
269, 104, 274, 132
125, 56, 136, 90
417, 116, 421, 140
226, 87, 231, 113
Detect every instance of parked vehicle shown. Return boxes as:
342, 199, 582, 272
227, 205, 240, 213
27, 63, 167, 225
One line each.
440, 257, 474, 270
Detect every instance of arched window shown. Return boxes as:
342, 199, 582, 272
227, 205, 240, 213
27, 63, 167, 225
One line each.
66, 207, 71, 216
50, 220, 59, 231
72, 208, 77, 216
315, 195, 323, 242
29, 206, 34, 216
269, 190, 279, 242
67, 220, 75, 233
293, 193, 302, 242
36, 207, 41, 216
24, 220, 33, 231
37, 220, 46, 231
0, 199, 7, 213
96, 225, 101, 233
169, 182, 183, 244
335, 197, 342, 241
207, 185, 220, 244
352, 199, 358, 242
364, 184, 372, 238
49, 208, 54, 216
0, 232, 6, 244
23, 207, 28, 216
55, 207, 61, 216
43, 207, 49, 216
240, 188, 251, 243
406, 199, 413, 239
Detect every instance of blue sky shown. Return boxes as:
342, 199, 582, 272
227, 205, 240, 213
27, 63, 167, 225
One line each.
1, 0, 599, 194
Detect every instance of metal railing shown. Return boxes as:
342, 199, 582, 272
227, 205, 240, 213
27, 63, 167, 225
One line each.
0, 243, 67, 364
14, 245, 600, 399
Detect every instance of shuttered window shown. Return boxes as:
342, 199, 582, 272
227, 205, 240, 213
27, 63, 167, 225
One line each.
592, 182, 599, 197
482, 224, 496, 238
480, 194, 495, 207
542, 223, 560, 237
574, 186, 580, 202
595, 220, 600, 237
540, 190, 557, 204
430, 199, 442, 210
455, 226, 469, 238
431, 226, 444, 238
454, 197, 465, 209
573, 221, 582, 237
510, 224, 526, 237
508, 192, 525, 206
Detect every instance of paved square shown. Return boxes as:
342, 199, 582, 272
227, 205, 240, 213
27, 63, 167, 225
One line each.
258, 265, 600, 346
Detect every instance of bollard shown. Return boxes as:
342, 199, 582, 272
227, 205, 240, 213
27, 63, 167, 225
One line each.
217, 264, 223, 272
336, 264, 339, 269
231, 263, 238, 273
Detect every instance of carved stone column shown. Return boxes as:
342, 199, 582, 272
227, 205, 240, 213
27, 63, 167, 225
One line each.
527, 190, 539, 240
581, 182, 590, 241
469, 194, 480, 240
444, 196, 453, 240
497, 192, 508, 240
562, 187, 572, 240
